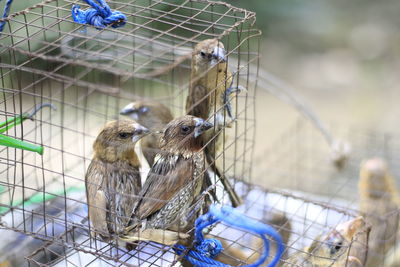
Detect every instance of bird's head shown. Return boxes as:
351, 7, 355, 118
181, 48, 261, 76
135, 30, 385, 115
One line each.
193, 39, 226, 69
120, 100, 173, 130
93, 120, 149, 162
359, 158, 392, 198
160, 115, 213, 155
309, 216, 365, 264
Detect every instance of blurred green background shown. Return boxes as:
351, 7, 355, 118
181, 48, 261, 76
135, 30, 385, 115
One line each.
229, 0, 400, 135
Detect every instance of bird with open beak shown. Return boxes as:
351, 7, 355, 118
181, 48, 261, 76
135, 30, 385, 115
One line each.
122, 115, 212, 244
283, 217, 365, 267
186, 38, 243, 207
85, 120, 149, 240
120, 99, 174, 167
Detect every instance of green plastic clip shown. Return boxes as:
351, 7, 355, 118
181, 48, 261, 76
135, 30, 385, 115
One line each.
0, 103, 56, 155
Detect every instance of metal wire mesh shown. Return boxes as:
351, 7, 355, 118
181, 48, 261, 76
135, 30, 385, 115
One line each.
0, 0, 392, 266
252, 118, 400, 266
0, 0, 262, 265
19, 182, 368, 267
256, 118, 400, 206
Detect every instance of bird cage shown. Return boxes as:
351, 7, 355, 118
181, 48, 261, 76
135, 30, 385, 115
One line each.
254, 118, 400, 266
0, 0, 378, 266
0, 0, 261, 265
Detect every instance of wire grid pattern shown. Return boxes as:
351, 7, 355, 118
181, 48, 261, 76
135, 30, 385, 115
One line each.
0, 0, 261, 265
253, 118, 400, 266
255, 118, 400, 205
20, 182, 368, 266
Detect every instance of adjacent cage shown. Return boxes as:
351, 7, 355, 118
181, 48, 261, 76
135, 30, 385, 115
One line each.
254, 119, 400, 266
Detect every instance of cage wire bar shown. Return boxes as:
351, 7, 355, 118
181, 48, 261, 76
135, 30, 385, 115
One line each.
0, 0, 264, 265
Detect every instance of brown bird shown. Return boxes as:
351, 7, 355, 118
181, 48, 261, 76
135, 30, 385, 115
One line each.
85, 120, 149, 239
283, 217, 365, 267
120, 99, 174, 167
186, 38, 242, 207
358, 158, 399, 267
124, 115, 212, 239
186, 39, 232, 126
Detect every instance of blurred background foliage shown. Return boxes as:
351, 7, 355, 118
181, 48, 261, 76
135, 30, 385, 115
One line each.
225, 0, 400, 138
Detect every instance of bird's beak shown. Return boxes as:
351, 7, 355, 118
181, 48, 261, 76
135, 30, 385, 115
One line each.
120, 103, 137, 115
211, 46, 226, 64
120, 103, 139, 120
132, 124, 150, 142
336, 216, 365, 240
194, 119, 213, 138
133, 124, 150, 136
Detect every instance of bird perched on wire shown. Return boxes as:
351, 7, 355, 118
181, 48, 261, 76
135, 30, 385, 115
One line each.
357, 158, 399, 267
186, 38, 243, 207
85, 120, 149, 240
122, 115, 212, 244
120, 99, 174, 167
283, 216, 365, 267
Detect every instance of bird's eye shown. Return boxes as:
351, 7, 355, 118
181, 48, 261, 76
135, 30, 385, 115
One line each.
334, 241, 343, 251
118, 132, 131, 139
329, 240, 343, 255
200, 51, 206, 57
180, 125, 191, 134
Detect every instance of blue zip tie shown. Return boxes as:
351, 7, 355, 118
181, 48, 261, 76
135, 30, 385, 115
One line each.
175, 205, 285, 267
72, 0, 126, 29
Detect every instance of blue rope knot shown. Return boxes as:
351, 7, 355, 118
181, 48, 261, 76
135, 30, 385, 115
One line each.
196, 238, 223, 258
72, 0, 126, 29
174, 205, 285, 267
0, 0, 13, 33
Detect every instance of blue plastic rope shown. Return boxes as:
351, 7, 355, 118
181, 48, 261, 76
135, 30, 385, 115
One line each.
0, 0, 13, 32
175, 205, 285, 267
72, 0, 126, 29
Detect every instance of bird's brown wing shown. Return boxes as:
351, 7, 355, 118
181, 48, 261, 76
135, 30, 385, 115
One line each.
135, 156, 193, 220
186, 84, 209, 120
110, 161, 142, 231
85, 160, 109, 234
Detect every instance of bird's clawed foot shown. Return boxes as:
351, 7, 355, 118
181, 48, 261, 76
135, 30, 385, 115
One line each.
227, 85, 247, 95
119, 228, 190, 245
223, 85, 247, 126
